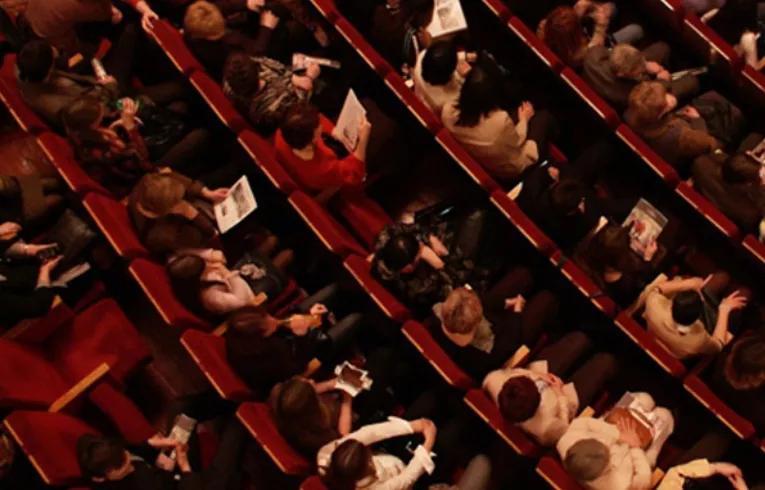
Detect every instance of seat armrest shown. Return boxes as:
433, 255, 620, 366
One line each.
48, 362, 110, 413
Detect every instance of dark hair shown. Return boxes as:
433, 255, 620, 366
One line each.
228, 305, 272, 336
280, 104, 320, 149
549, 178, 586, 216
542, 6, 586, 67
379, 232, 420, 272
18, 40, 55, 83
76, 434, 126, 479
421, 40, 458, 86
223, 52, 261, 99
455, 66, 503, 127
498, 376, 541, 422
273, 376, 331, 447
708, 0, 758, 46
167, 254, 209, 314
683, 474, 735, 490
671, 291, 704, 326
725, 332, 765, 390
586, 224, 634, 274
63, 97, 103, 133
723, 154, 760, 184
323, 440, 374, 490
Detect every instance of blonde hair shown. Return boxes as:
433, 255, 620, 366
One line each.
184, 0, 226, 40
627, 81, 667, 128
609, 44, 645, 77
441, 287, 483, 334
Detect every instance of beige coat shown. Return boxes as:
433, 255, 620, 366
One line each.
413, 51, 464, 116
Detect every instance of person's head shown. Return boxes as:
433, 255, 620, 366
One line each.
421, 40, 458, 86
456, 65, 502, 127
227, 305, 278, 337
280, 103, 321, 149
184, 0, 226, 40
610, 44, 647, 80
17, 40, 55, 83
135, 173, 188, 217
587, 224, 632, 273
723, 153, 763, 185
497, 376, 541, 423
671, 291, 704, 326
549, 178, 587, 216
274, 376, 322, 423
167, 254, 207, 312
223, 52, 261, 98
543, 6, 586, 67
626, 81, 677, 128
564, 438, 610, 482
724, 332, 765, 390
76, 435, 132, 482
62, 97, 105, 134
378, 232, 421, 274
323, 440, 375, 490
440, 287, 483, 338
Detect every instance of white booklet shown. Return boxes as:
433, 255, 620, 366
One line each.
622, 199, 667, 256
332, 89, 367, 151
292, 53, 341, 70
333, 361, 373, 398
427, 0, 468, 39
214, 175, 258, 234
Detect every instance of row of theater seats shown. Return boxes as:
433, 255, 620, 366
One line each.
298, 0, 765, 487
482, 0, 765, 268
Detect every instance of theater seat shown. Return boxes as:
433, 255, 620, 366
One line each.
402, 321, 474, 390
559, 68, 620, 128
301, 476, 328, 490
676, 182, 741, 240
507, 17, 564, 73
615, 124, 680, 185
436, 129, 501, 193
536, 456, 585, 490
343, 255, 410, 322
288, 191, 369, 257
743, 235, 765, 266
180, 329, 255, 401
147, 20, 203, 75
237, 130, 299, 194
128, 258, 214, 331
634, 0, 684, 30
237, 402, 312, 475
0, 340, 71, 408
189, 71, 249, 134
331, 193, 393, 249
613, 311, 686, 378
383, 72, 443, 133
83, 193, 148, 259
36, 132, 109, 196
558, 260, 617, 318
740, 66, 765, 110
482, 0, 512, 23
683, 369, 756, 440
307, 0, 339, 23
681, 15, 743, 76
335, 18, 390, 77
490, 191, 558, 258
463, 389, 540, 456
0, 77, 48, 134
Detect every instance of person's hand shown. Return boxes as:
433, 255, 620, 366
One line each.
0, 222, 21, 241
642, 239, 658, 262
412, 418, 437, 450
358, 116, 372, 142
288, 314, 319, 335
174, 442, 192, 473
305, 61, 321, 80
645, 61, 663, 75
39, 255, 64, 279
517, 101, 535, 122
656, 69, 671, 81
678, 105, 701, 119
111, 5, 124, 24
147, 434, 179, 449
712, 463, 748, 490
247, 0, 265, 10
140, 8, 159, 32
309, 303, 328, 316
428, 234, 449, 257
96, 74, 117, 86
547, 166, 560, 182
202, 187, 229, 203
456, 59, 472, 77
504, 294, 526, 313
26, 243, 57, 257
418, 244, 445, 270
260, 9, 280, 29
119, 97, 139, 129
719, 290, 748, 315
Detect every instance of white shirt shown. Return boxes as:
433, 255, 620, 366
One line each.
413, 50, 465, 116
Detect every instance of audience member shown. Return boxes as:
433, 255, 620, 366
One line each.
584, 43, 700, 111
442, 66, 557, 181
642, 273, 749, 359
368, 0, 434, 73
431, 267, 559, 380
483, 332, 618, 446
413, 40, 471, 116
707, 0, 765, 68
557, 392, 675, 490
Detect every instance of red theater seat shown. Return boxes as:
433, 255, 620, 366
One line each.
681, 15, 743, 75
237, 402, 312, 475
536, 456, 585, 490
83, 193, 148, 259
436, 129, 501, 193
615, 125, 680, 185
683, 368, 756, 440
463, 389, 540, 456
559, 68, 620, 128
507, 17, 564, 73
237, 130, 299, 194
36, 132, 109, 196
147, 20, 203, 75
0, 77, 48, 134
383, 72, 443, 133
402, 321, 474, 390
613, 311, 686, 377
743, 235, 765, 266
288, 191, 369, 257
483, 0, 512, 23
0, 339, 70, 408
559, 260, 617, 318
301, 476, 328, 490
490, 191, 558, 258
189, 71, 249, 134
335, 18, 390, 76
128, 258, 214, 331
676, 183, 741, 239
331, 193, 392, 249
308, 0, 339, 23
180, 329, 255, 401
343, 255, 410, 322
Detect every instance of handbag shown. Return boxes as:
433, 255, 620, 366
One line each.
234, 250, 287, 299
41, 209, 96, 270
136, 102, 188, 160
692, 91, 746, 147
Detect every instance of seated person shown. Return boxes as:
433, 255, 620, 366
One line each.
76, 417, 247, 490
222, 51, 318, 135
710, 331, 765, 433
642, 273, 749, 359
183, 0, 279, 79
226, 286, 362, 392
707, 0, 765, 69
442, 66, 557, 182
557, 392, 675, 490
576, 223, 657, 307
431, 267, 559, 380
483, 332, 618, 446
413, 39, 471, 116
270, 375, 352, 457
693, 134, 765, 239
128, 169, 229, 257
22, 0, 158, 58
166, 247, 289, 317
625, 82, 745, 168
368, 0, 434, 73
318, 416, 437, 489
583, 43, 700, 111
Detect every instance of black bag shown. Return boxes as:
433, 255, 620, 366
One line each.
234, 250, 288, 299
137, 103, 188, 160
42, 209, 97, 270
693, 91, 746, 147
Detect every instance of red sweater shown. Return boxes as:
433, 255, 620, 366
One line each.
275, 115, 366, 193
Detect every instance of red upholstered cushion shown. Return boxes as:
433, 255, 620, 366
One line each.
47, 299, 151, 382
0, 77, 48, 134
490, 191, 558, 257
87, 383, 155, 445
288, 191, 369, 257
83, 193, 149, 259
343, 255, 411, 322
238, 130, 299, 194
331, 192, 392, 249
189, 71, 249, 134
237, 402, 311, 475
402, 321, 474, 390
301, 476, 328, 490
613, 312, 687, 378
0, 340, 68, 408
4, 410, 97, 486
148, 20, 203, 75
36, 132, 109, 196
181, 330, 255, 401
463, 389, 540, 456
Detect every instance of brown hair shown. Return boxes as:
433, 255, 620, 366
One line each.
724, 333, 765, 390
323, 440, 374, 490
184, 0, 226, 40
609, 44, 645, 78
227, 305, 272, 336
441, 287, 483, 335
280, 104, 321, 149
135, 173, 187, 217
542, 7, 586, 67
626, 81, 668, 128
498, 376, 541, 422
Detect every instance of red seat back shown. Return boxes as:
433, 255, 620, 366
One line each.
335, 18, 390, 76
147, 20, 203, 75
343, 255, 411, 322
189, 71, 249, 134
181, 329, 255, 401
383, 73, 443, 133
491, 191, 558, 257
683, 374, 756, 440
238, 130, 299, 194
402, 321, 474, 390
463, 389, 540, 456
677, 182, 741, 240
559, 260, 617, 318
614, 312, 686, 377
483, 0, 512, 22
436, 129, 501, 193
0, 340, 67, 408
536, 456, 585, 490
301, 475, 328, 490
288, 191, 369, 257
36, 132, 109, 196
507, 17, 564, 73
615, 125, 680, 185
83, 193, 148, 259
560, 68, 620, 128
